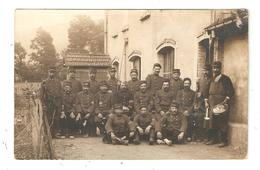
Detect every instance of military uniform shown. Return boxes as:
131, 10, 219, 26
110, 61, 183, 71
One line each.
60, 83, 77, 137
75, 84, 95, 136
40, 68, 63, 137
170, 69, 183, 99
127, 68, 140, 96
105, 104, 130, 145
145, 74, 165, 96
131, 110, 158, 144
176, 88, 195, 139
160, 107, 187, 144
154, 89, 175, 117
65, 68, 82, 94
94, 83, 114, 135
114, 88, 134, 118
89, 68, 99, 94
134, 90, 153, 113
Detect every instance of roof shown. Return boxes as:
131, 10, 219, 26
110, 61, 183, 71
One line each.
205, 10, 248, 31
64, 53, 111, 67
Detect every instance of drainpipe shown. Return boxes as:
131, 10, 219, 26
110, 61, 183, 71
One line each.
104, 10, 108, 55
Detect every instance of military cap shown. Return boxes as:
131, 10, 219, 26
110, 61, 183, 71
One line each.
183, 77, 192, 83
99, 80, 108, 87
48, 66, 56, 72
139, 80, 147, 86
163, 78, 170, 83
212, 61, 222, 68
172, 69, 180, 74
109, 67, 117, 72
202, 64, 211, 71
63, 80, 72, 87
114, 103, 123, 110
130, 68, 138, 74
68, 67, 76, 73
82, 81, 90, 87
170, 100, 179, 108
139, 104, 147, 110
89, 68, 97, 74
153, 63, 162, 68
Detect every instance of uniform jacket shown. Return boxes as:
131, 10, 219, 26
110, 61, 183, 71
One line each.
155, 89, 175, 112
62, 92, 76, 114
114, 89, 134, 107
170, 78, 183, 99
107, 77, 120, 94
94, 91, 114, 114
134, 90, 153, 112
160, 111, 187, 132
131, 112, 158, 131
105, 114, 130, 134
127, 79, 140, 96
145, 74, 165, 95
89, 79, 99, 94
65, 78, 82, 94
75, 91, 95, 114
176, 88, 196, 114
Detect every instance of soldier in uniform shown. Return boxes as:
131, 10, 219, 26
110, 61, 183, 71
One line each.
204, 61, 234, 147
94, 81, 114, 138
114, 81, 134, 119
159, 101, 187, 146
154, 79, 175, 120
40, 67, 63, 138
104, 103, 130, 145
170, 69, 183, 99
89, 68, 99, 94
75, 81, 95, 137
107, 67, 120, 95
130, 105, 158, 145
134, 81, 153, 113
65, 68, 82, 94
60, 81, 77, 139
127, 68, 140, 96
176, 78, 195, 142
145, 63, 165, 96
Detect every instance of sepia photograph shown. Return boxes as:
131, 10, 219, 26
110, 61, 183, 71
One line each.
14, 9, 248, 160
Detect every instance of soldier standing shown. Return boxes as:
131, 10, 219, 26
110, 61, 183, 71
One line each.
107, 67, 120, 95
66, 68, 82, 94
176, 78, 195, 142
75, 81, 95, 137
159, 101, 187, 146
89, 68, 99, 94
127, 68, 140, 96
60, 81, 77, 139
170, 69, 183, 99
114, 82, 134, 119
105, 103, 130, 145
145, 63, 165, 96
154, 79, 175, 120
40, 67, 62, 138
134, 81, 153, 113
94, 81, 114, 138
205, 61, 234, 147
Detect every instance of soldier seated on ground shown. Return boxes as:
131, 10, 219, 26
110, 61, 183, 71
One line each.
75, 81, 95, 138
129, 105, 158, 145
60, 81, 77, 139
158, 101, 187, 146
104, 103, 130, 145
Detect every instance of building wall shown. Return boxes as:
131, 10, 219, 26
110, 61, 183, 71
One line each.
107, 10, 211, 88
222, 32, 248, 152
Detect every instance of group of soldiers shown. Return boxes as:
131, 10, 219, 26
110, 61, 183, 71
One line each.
40, 61, 234, 147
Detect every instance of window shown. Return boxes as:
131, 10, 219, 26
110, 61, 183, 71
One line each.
132, 56, 141, 80
158, 46, 175, 78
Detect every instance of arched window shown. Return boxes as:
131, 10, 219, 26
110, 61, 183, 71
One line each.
156, 39, 176, 78
112, 58, 120, 79
128, 50, 142, 79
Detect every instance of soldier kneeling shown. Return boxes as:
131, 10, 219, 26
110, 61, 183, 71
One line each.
159, 101, 187, 146
129, 105, 157, 145
104, 104, 130, 145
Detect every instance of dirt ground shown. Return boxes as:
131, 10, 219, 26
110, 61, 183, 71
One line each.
53, 137, 246, 160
